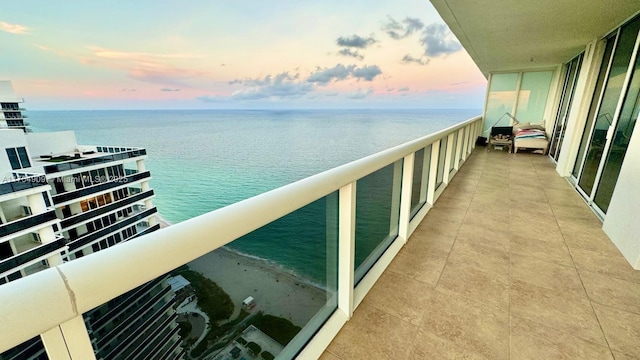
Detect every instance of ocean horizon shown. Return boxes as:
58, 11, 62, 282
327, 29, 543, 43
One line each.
28, 108, 480, 282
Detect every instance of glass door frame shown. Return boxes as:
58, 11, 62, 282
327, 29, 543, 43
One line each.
549, 53, 584, 163
574, 25, 640, 218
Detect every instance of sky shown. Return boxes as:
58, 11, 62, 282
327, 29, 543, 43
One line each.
0, 1, 487, 110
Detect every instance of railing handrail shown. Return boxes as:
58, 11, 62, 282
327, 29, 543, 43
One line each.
0, 115, 481, 352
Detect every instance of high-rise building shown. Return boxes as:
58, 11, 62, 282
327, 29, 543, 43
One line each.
0, 81, 184, 360
0, 81, 28, 133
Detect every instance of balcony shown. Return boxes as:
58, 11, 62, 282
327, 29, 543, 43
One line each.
0, 176, 48, 197
0, 237, 67, 275
60, 189, 154, 229
322, 150, 640, 359
43, 148, 147, 174
51, 171, 151, 204
0, 210, 57, 239
66, 207, 158, 251
2, 115, 638, 359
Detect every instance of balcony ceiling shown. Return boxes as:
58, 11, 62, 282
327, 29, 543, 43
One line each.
430, 0, 640, 76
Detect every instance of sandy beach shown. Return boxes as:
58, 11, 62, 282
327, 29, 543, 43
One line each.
188, 247, 328, 327
156, 213, 329, 327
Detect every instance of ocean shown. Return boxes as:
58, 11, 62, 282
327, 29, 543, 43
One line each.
28, 109, 479, 283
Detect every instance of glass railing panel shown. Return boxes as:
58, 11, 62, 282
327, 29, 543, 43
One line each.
78, 192, 338, 360
354, 160, 402, 284
435, 138, 447, 189
0, 336, 47, 360
410, 145, 431, 219
449, 132, 457, 172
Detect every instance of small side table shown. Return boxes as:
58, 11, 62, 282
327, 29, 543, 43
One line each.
489, 136, 513, 153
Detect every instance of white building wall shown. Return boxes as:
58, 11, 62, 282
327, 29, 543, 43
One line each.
603, 114, 640, 269
26, 131, 78, 156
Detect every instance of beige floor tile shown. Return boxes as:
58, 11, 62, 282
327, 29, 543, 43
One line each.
510, 233, 573, 267
363, 271, 435, 325
510, 315, 613, 360
612, 351, 639, 360
551, 203, 601, 222
562, 229, 622, 256
556, 217, 604, 233
455, 227, 511, 252
446, 241, 509, 275
593, 304, 640, 358
580, 270, 640, 314
319, 351, 341, 360
387, 242, 449, 286
510, 254, 587, 301
414, 288, 509, 360
437, 261, 509, 310
407, 228, 456, 254
326, 303, 418, 360
570, 247, 640, 284
510, 280, 607, 346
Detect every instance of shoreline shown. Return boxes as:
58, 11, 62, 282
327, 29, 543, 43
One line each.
157, 213, 328, 327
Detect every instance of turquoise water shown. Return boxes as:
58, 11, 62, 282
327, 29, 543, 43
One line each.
28, 109, 478, 282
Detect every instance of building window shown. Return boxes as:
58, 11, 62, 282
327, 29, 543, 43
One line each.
5, 147, 31, 169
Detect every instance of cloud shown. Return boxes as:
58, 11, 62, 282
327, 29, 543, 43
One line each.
307, 64, 382, 84
398, 86, 410, 92
383, 17, 424, 39
421, 24, 462, 57
77, 46, 206, 86
121, 88, 137, 92
352, 65, 382, 81
231, 71, 313, 100
307, 64, 355, 84
196, 95, 224, 103
160, 88, 180, 92
336, 34, 376, 49
338, 48, 363, 60
0, 21, 29, 34
450, 81, 469, 86
346, 88, 373, 99
401, 54, 429, 65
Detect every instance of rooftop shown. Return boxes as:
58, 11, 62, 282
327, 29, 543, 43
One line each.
323, 149, 640, 359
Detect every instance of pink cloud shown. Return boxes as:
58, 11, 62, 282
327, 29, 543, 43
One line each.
0, 21, 29, 34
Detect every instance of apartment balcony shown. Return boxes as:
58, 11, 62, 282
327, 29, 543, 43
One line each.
43, 148, 147, 174
60, 189, 155, 229
51, 171, 151, 204
0, 210, 57, 239
0, 175, 48, 197
0, 237, 67, 276
1, 116, 638, 359
322, 150, 640, 359
66, 206, 158, 251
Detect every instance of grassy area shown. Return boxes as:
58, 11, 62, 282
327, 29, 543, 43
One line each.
176, 269, 234, 322
249, 313, 302, 346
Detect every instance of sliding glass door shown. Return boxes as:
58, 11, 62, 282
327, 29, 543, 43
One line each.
573, 16, 640, 216
549, 54, 583, 161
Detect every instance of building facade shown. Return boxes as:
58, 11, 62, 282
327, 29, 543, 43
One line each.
0, 83, 184, 360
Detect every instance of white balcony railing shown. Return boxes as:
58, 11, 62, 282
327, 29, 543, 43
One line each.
0, 115, 482, 359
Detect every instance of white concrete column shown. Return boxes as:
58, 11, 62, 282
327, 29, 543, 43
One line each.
443, 134, 454, 184
427, 140, 440, 205
41, 316, 96, 360
419, 147, 430, 204
136, 160, 146, 172
0, 205, 6, 223
141, 181, 150, 192
398, 153, 414, 242
338, 182, 356, 318
27, 193, 47, 214
62, 176, 75, 192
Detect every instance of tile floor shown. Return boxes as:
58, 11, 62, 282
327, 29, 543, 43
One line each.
321, 149, 640, 360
